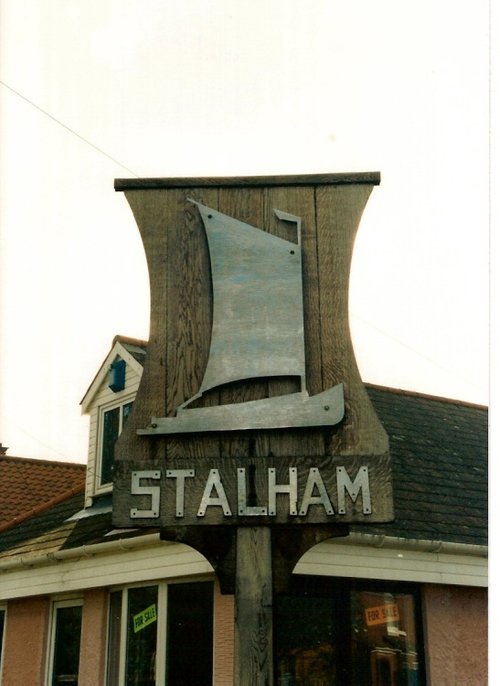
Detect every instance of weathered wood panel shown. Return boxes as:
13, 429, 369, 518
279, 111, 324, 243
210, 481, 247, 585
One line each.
115, 171, 381, 190
113, 175, 393, 525
116, 190, 172, 462
315, 184, 389, 456
163, 189, 219, 460
113, 454, 391, 527
234, 527, 273, 686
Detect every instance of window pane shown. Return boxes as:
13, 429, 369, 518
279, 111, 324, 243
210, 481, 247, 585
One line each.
276, 595, 338, 686
123, 402, 133, 424
107, 592, 122, 686
126, 586, 158, 686
275, 579, 423, 685
52, 605, 82, 685
167, 581, 214, 686
101, 407, 120, 484
350, 591, 422, 686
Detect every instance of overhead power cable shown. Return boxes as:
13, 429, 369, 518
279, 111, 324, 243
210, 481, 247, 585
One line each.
351, 310, 483, 393
0, 80, 138, 177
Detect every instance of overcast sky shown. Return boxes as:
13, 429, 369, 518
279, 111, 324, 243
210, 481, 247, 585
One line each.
0, 0, 490, 464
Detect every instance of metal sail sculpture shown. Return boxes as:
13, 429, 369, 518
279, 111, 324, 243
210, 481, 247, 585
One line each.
138, 199, 344, 435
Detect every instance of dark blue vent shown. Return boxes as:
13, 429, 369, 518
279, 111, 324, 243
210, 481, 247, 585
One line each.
109, 359, 126, 392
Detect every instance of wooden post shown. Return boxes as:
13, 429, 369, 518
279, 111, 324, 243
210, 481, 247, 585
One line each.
234, 527, 273, 686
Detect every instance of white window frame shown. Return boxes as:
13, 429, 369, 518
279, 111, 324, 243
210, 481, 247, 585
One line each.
95, 395, 135, 495
105, 578, 215, 686
107, 582, 168, 686
0, 604, 6, 686
46, 597, 83, 686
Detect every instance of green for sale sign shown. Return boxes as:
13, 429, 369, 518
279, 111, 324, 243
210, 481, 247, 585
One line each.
133, 604, 157, 633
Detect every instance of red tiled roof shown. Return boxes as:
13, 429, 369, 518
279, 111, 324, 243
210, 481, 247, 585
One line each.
0, 456, 86, 533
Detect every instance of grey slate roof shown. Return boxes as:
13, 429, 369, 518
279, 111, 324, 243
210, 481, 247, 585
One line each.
0, 492, 88, 561
0, 385, 487, 564
361, 385, 487, 546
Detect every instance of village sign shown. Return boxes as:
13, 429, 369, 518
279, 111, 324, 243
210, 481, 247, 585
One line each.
112, 175, 393, 529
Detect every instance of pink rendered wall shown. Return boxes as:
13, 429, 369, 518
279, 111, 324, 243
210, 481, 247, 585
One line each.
213, 583, 234, 686
422, 584, 487, 685
2, 596, 50, 685
78, 588, 108, 686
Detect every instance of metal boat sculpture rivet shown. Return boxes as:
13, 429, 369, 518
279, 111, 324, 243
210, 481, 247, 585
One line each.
138, 198, 345, 435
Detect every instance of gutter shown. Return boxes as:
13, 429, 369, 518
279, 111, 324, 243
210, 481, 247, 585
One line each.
0, 532, 165, 573
343, 532, 487, 558
0, 530, 486, 576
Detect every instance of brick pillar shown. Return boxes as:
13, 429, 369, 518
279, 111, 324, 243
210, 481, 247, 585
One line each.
78, 588, 109, 685
2, 596, 50, 685
213, 582, 235, 686
422, 584, 487, 685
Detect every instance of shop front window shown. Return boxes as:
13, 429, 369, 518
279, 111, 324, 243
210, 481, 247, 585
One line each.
351, 590, 420, 686
48, 600, 83, 686
107, 581, 213, 686
275, 578, 424, 686
126, 586, 158, 686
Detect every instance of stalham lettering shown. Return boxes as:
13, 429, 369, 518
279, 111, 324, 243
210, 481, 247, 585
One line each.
129, 465, 372, 519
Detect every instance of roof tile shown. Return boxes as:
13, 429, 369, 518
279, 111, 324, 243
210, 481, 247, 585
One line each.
0, 456, 85, 532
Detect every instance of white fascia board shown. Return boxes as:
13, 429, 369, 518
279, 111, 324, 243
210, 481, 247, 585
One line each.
0, 535, 214, 601
0, 531, 487, 600
295, 533, 488, 588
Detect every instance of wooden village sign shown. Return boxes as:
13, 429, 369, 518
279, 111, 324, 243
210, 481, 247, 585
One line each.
112, 173, 393, 684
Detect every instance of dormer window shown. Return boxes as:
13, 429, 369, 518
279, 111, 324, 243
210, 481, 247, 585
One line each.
80, 336, 147, 506
99, 399, 133, 486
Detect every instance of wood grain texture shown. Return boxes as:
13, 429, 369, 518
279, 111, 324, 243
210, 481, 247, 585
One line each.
115, 188, 220, 461
114, 189, 173, 462
315, 185, 389, 456
111, 177, 394, 686
115, 171, 381, 191
234, 527, 273, 686
163, 189, 219, 459
113, 178, 392, 517
113, 454, 392, 527
271, 526, 347, 593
